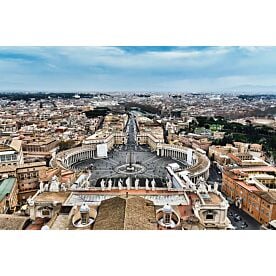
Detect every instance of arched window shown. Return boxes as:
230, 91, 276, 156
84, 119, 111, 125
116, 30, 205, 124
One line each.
164, 213, 171, 224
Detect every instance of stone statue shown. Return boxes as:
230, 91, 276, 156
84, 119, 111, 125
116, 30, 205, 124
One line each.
60, 183, 66, 191
108, 179, 112, 190
135, 178, 139, 190
27, 196, 34, 206
151, 178, 156, 191
167, 179, 172, 189
44, 183, 49, 191
39, 181, 44, 192
49, 175, 60, 192
214, 182, 218, 191
118, 178, 123, 190
126, 177, 131, 190
100, 179, 105, 190
145, 178, 149, 190
71, 183, 78, 190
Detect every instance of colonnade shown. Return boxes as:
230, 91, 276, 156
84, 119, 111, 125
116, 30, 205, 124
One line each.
189, 171, 210, 184
157, 147, 188, 162
156, 144, 210, 183
62, 148, 97, 167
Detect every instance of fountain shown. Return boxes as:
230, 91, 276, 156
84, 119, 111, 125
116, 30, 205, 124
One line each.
114, 150, 146, 175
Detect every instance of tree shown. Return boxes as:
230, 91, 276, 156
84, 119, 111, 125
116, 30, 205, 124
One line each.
59, 140, 75, 151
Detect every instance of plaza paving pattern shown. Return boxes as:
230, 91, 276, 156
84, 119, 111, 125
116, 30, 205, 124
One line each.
72, 145, 187, 187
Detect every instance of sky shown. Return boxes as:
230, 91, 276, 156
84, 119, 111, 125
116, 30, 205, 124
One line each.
0, 46, 276, 93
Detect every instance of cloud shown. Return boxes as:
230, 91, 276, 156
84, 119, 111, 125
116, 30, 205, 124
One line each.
0, 46, 276, 92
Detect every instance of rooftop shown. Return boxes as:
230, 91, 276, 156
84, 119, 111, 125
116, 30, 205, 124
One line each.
34, 191, 71, 203
0, 161, 46, 174
93, 196, 157, 230
254, 191, 276, 204
0, 214, 29, 230
237, 180, 260, 192
236, 166, 276, 173
206, 192, 222, 204
0, 177, 16, 202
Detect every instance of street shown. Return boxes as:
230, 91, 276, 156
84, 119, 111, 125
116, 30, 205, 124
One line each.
207, 162, 222, 189
227, 204, 261, 230
208, 161, 261, 230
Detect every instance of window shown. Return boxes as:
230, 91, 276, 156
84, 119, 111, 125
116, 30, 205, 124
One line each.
42, 208, 50, 216
206, 211, 214, 220
164, 213, 171, 224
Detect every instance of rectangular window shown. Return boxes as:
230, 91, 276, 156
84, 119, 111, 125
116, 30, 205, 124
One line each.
206, 211, 214, 220
42, 209, 50, 216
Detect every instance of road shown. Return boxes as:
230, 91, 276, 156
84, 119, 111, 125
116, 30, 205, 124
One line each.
208, 162, 260, 230
207, 162, 222, 189
125, 113, 137, 150
227, 204, 261, 230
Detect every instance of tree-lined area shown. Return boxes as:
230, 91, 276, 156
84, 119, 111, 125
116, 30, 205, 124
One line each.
191, 116, 276, 161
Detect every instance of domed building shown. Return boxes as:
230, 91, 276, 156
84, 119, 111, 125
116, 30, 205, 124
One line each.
156, 204, 181, 229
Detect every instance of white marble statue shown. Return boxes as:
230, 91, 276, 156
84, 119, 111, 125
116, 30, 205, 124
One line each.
71, 183, 78, 190
39, 181, 44, 192
126, 177, 131, 190
198, 181, 208, 194
135, 178, 139, 190
49, 175, 60, 192
145, 178, 149, 190
151, 178, 156, 191
118, 178, 123, 190
108, 179, 112, 190
214, 182, 218, 191
44, 183, 49, 192
100, 179, 105, 190
60, 183, 66, 191
27, 196, 34, 206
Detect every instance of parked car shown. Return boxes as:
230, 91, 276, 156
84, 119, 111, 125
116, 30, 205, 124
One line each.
240, 224, 247, 229
234, 215, 242, 222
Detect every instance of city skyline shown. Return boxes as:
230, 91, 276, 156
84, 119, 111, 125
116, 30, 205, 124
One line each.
1, 46, 276, 93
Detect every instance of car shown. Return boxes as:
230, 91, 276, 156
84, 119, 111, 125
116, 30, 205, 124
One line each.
226, 225, 237, 230
234, 215, 242, 222
240, 224, 247, 229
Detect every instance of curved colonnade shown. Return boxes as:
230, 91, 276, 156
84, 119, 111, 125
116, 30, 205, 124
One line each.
52, 145, 97, 170
156, 144, 210, 183
52, 143, 210, 184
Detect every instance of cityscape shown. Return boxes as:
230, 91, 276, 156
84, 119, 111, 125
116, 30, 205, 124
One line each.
0, 47, 275, 230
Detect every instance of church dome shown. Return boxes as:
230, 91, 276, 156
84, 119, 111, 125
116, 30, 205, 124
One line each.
41, 225, 50, 230
162, 203, 173, 213
80, 203, 90, 213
